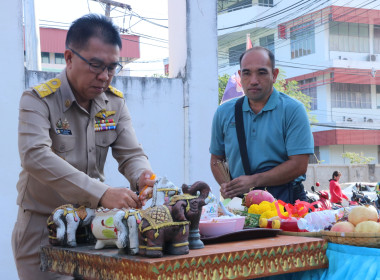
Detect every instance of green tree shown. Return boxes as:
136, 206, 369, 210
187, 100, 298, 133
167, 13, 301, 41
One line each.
342, 152, 375, 164
274, 69, 317, 123
218, 74, 230, 104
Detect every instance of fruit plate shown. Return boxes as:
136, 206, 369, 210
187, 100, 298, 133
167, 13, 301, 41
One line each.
321, 231, 380, 248
200, 228, 281, 245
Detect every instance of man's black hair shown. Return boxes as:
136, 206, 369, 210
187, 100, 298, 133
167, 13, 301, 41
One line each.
239, 46, 275, 69
66, 14, 122, 50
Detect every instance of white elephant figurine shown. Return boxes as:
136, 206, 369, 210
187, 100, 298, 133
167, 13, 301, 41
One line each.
113, 209, 140, 254
142, 176, 183, 209
90, 207, 140, 254
47, 204, 95, 247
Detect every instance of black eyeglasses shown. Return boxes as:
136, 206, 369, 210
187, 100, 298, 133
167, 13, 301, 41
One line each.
67, 47, 123, 75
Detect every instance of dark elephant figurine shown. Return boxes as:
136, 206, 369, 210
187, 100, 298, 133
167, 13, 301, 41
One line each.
181, 181, 211, 249
138, 181, 210, 258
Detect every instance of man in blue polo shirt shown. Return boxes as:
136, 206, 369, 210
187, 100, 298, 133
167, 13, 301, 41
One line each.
210, 46, 314, 203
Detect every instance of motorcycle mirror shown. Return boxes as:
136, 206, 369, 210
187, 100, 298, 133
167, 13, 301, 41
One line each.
311, 186, 315, 192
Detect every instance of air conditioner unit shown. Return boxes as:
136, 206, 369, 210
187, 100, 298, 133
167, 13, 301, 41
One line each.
346, 118, 353, 122
369, 54, 377, 61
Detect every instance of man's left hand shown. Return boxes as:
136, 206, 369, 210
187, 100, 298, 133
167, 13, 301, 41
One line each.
221, 175, 253, 198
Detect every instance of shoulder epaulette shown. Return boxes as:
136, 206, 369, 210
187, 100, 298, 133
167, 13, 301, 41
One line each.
107, 85, 124, 98
32, 78, 61, 98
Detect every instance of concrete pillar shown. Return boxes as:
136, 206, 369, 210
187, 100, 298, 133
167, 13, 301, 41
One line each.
0, 0, 24, 277
24, 0, 42, 70
168, 0, 219, 188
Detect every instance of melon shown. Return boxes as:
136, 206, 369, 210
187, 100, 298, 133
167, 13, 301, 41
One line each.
348, 205, 378, 226
355, 221, 380, 233
245, 190, 275, 208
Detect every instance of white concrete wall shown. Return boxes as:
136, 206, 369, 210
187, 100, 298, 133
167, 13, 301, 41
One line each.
330, 145, 378, 165
168, 0, 219, 192
25, 72, 187, 188
0, 0, 23, 278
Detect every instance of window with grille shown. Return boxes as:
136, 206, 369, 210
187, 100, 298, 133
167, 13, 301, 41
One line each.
41, 52, 50, 63
330, 22, 369, 53
290, 21, 315, 59
374, 25, 380, 54
229, 43, 245, 66
376, 85, 380, 109
309, 146, 320, 164
259, 0, 274, 7
218, 0, 252, 13
259, 34, 275, 55
299, 77, 317, 110
55, 53, 65, 64
331, 83, 371, 108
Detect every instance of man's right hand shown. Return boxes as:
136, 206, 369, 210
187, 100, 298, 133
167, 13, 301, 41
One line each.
99, 187, 142, 209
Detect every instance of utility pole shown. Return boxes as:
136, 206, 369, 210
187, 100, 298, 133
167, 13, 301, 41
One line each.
24, 0, 41, 70
91, 0, 131, 17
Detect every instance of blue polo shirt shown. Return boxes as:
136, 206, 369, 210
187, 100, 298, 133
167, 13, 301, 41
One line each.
210, 88, 314, 180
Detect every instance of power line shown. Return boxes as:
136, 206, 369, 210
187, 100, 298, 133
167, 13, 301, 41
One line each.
218, 1, 375, 68
218, 0, 317, 31
120, 36, 167, 49
217, 0, 380, 74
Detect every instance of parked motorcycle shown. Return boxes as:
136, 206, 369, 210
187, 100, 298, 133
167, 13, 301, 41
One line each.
351, 189, 373, 205
310, 184, 333, 210
310, 182, 348, 210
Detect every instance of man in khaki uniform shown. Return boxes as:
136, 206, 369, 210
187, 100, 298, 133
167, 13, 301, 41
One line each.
12, 14, 155, 279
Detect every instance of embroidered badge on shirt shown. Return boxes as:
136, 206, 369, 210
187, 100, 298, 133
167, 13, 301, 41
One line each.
95, 109, 116, 119
56, 118, 72, 135
94, 119, 117, 132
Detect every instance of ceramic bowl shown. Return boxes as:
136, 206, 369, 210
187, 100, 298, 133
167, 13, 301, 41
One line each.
199, 219, 236, 236
230, 216, 246, 231
199, 216, 245, 236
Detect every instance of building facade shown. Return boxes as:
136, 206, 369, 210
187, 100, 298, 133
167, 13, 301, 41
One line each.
25, 27, 140, 75
218, 0, 380, 164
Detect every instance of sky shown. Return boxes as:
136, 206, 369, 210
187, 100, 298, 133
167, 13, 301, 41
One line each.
35, 0, 169, 77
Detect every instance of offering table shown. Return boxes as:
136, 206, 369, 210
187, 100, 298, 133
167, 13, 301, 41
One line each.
40, 235, 327, 280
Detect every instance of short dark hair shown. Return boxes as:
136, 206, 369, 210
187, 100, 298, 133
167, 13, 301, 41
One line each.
239, 46, 275, 69
66, 14, 122, 51
332, 171, 341, 179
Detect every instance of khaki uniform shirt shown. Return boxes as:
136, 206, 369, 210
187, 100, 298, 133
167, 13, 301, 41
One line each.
17, 70, 151, 215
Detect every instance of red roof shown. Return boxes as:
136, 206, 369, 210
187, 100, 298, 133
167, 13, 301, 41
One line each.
287, 67, 380, 86
314, 130, 380, 146
28, 28, 140, 59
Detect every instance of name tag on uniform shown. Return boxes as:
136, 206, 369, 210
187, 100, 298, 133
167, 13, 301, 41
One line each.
56, 128, 72, 135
